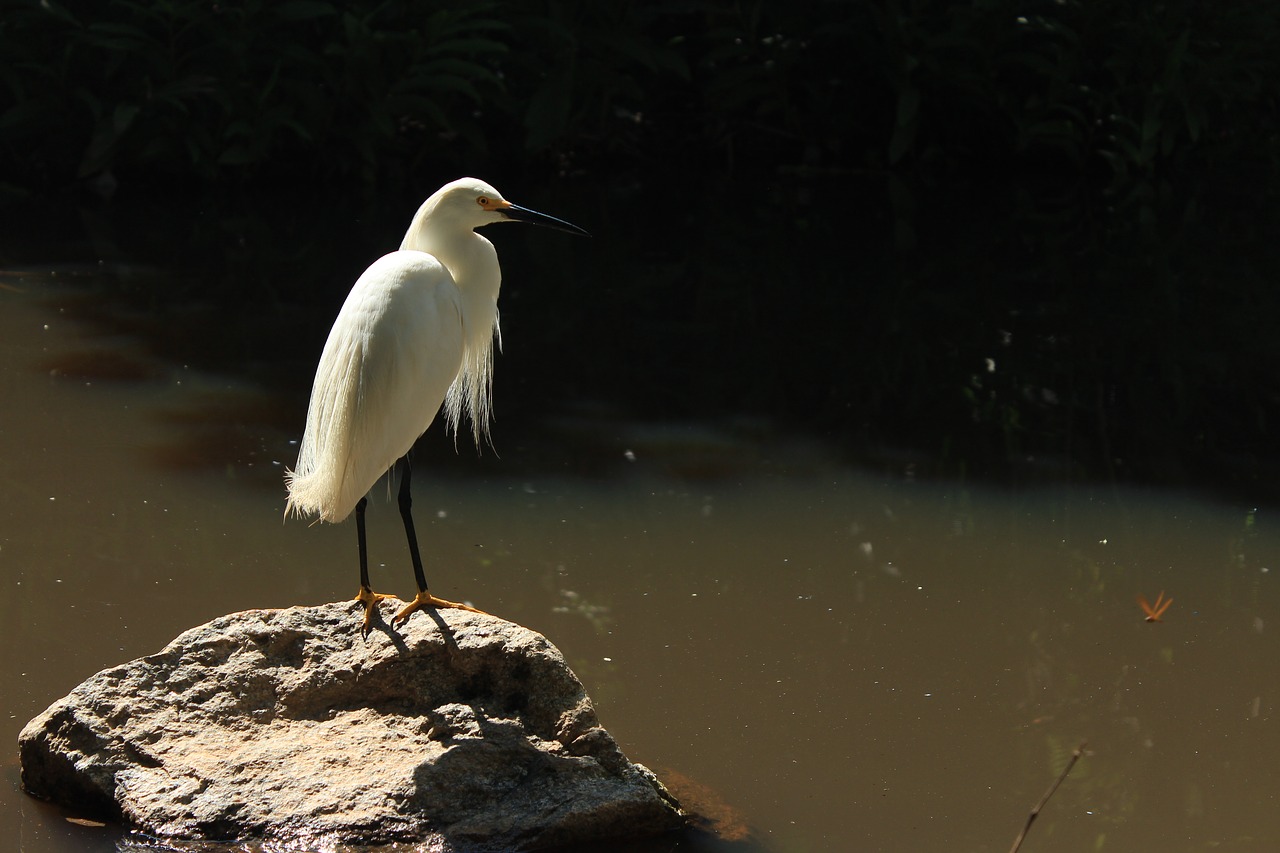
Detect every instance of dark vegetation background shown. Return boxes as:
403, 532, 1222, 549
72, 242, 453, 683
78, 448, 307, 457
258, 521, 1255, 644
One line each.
3, 0, 1280, 495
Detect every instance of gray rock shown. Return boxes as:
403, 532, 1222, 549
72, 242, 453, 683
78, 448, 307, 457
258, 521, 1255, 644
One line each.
18, 601, 685, 851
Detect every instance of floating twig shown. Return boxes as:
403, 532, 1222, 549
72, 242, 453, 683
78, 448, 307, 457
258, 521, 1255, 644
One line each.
1008, 741, 1087, 853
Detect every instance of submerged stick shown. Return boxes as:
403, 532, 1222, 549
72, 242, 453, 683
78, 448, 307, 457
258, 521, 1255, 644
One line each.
1008, 741, 1087, 853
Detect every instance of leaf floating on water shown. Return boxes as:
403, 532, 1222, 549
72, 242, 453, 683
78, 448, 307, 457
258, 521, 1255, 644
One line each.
66, 817, 107, 827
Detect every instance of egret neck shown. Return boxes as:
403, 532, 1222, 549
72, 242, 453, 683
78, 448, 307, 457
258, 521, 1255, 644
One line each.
400, 199, 502, 445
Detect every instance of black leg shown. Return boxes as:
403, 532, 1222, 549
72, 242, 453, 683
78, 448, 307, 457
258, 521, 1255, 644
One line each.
356, 495, 371, 590
388, 455, 484, 627
397, 455, 430, 594
353, 494, 389, 634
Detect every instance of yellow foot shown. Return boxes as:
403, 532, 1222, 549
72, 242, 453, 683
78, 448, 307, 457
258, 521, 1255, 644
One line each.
354, 585, 393, 635
392, 589, 487, 627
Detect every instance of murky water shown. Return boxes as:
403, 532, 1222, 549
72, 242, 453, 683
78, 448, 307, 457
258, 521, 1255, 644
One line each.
3, 260, 1278, 853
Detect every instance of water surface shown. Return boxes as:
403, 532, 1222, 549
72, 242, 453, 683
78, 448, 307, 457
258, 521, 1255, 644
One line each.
2, 259, 1277, 853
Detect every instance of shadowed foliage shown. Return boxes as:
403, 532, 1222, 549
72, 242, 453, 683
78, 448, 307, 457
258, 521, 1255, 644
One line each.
3, 1, 1277, 194
2, 0, 1280, 493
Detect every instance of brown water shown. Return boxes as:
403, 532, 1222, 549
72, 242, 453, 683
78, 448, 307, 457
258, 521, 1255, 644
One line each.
3, 267, 1278, 852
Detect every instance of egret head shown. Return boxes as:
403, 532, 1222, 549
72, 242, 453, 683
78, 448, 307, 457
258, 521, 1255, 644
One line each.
429, 178, 589, 236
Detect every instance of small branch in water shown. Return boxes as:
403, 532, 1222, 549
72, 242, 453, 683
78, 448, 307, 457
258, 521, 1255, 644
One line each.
1008, 741, 1087, 853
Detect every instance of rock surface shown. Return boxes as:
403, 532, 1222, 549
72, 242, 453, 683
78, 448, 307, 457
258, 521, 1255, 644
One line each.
19, 601, 684, 850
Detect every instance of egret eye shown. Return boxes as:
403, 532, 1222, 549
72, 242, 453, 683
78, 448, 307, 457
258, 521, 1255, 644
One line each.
477, 196, 490, 207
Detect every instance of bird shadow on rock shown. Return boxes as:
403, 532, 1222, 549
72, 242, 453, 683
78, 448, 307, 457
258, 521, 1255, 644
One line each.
412, 605, 464, 653
356, 601, 422, 652
358, 598, 478, 659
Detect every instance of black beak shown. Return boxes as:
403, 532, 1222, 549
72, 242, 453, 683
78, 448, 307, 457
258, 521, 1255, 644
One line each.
502, 203, 590, 237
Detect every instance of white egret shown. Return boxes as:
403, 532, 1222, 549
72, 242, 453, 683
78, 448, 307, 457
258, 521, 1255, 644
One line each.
285, 178, 587, 632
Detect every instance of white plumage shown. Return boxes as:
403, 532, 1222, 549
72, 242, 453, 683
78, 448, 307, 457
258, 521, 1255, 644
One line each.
285, 251, 472, 521
283, 177, 585, 631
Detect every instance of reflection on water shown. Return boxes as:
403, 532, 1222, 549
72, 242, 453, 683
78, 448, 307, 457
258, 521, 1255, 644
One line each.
3, 267, 1279, 853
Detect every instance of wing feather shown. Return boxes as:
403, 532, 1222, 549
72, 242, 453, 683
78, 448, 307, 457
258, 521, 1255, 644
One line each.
285, 251, 463, 522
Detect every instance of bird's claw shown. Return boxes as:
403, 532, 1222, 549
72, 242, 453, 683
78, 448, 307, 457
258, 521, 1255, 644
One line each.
392, 589, 487, 627
354, 586, 393, 636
